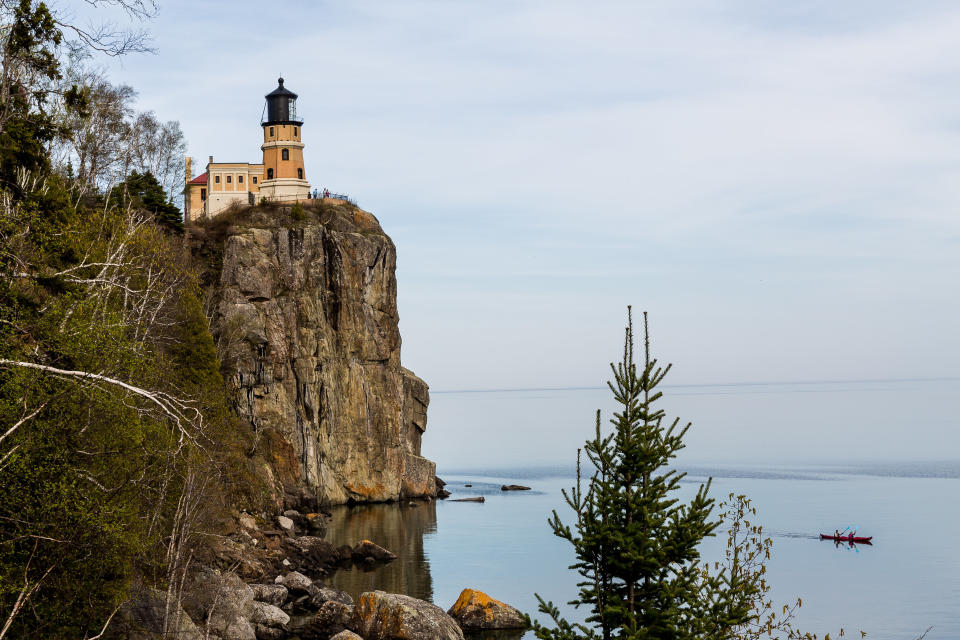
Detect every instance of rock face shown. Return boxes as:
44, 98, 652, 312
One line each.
447, 588, 527, 630
351, 591, 464, 640
207, 205, 436, 506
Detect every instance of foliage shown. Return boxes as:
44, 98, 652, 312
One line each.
710, 494, 862, 640
111, 169, 183, 233
0, 5, 233, 635
291, 200, 306, 221
532, 309, 753, 640
50, 66, 187, 203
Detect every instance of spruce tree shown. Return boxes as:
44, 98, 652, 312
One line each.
111, 170, 184, 233
533, 309, 752, 640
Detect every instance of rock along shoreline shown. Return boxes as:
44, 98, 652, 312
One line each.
112, 500, 528, 640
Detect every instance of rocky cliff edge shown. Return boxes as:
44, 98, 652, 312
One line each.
192, 202, 435, 507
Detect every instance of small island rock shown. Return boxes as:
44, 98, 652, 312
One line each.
500, 485, 531, 491
447, 588, 527, 630
353, 539, 398, 563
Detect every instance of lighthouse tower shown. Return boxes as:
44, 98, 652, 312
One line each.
259, 77, 310, 202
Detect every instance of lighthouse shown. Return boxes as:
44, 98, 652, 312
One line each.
258, 77, 310, 202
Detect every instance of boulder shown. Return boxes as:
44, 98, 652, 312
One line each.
447, 589, 526, 630
112, 586, 201, 640
251, 583, 288, 607
277, 515, 295, 532
239, 513, 259, 529
276, 570, 315, 595
248, 600, 290, 628
333, 544, 355, 563
292, 535, 334, 555
330, 632, 364, 640
310, 585, 354, 609
353, 540, 397, 563
350, 590, 463, 640
183, 566, 256, 640
309, 600, 354, 637
500, 485, 531, 491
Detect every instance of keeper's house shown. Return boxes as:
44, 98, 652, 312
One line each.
184, 77, 311, 222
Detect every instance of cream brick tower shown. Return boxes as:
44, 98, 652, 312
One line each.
258, 77, 310, 202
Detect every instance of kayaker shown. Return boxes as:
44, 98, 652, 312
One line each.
834, 529, 840, 539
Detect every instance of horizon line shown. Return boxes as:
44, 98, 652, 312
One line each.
430, 375, 960, 395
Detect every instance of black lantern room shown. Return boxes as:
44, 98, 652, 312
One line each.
263, 77, 303, 126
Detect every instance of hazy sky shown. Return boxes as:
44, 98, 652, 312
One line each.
79, 1, 960, 397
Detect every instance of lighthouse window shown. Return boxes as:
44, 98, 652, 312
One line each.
238, 175, 243, 184
282, 149, 289, 161
293, 126, 298, 136
269, 127, 274, 137
253, 177, 257, 184
200, 188, 206, 201
226, 175, 232, 184
214, 175, 220, 183
267, 168, 274, 179
298, 168, 303, 179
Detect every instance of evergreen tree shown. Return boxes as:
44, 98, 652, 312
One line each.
111, 169, 183, 233
533, 309, 753, 640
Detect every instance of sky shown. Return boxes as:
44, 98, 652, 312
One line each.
66, 1, 960, 463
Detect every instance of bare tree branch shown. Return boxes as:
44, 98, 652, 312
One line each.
0, 360, 201, 443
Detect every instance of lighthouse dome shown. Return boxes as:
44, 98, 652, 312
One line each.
263, 77, 303, 126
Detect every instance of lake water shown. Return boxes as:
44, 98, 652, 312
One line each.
326, 381, 960, 639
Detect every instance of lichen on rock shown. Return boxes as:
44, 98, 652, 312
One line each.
447, 588, 527, 630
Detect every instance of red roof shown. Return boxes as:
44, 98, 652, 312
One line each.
189, 174, 207, 185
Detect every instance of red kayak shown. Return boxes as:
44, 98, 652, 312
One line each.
820, 533, 873, 543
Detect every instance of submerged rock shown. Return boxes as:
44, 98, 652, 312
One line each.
447, 588, 526, 630
500, 485, 531, 491
450, 497, 484, 503
351, 590, 464, 640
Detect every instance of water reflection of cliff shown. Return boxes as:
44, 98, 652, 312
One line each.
325, 501, 437, 602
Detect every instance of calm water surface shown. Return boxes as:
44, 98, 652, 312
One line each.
326, 381, 960, 639
327, 465, 960, 639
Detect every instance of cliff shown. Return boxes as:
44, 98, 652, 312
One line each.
193, 202, 435, 507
